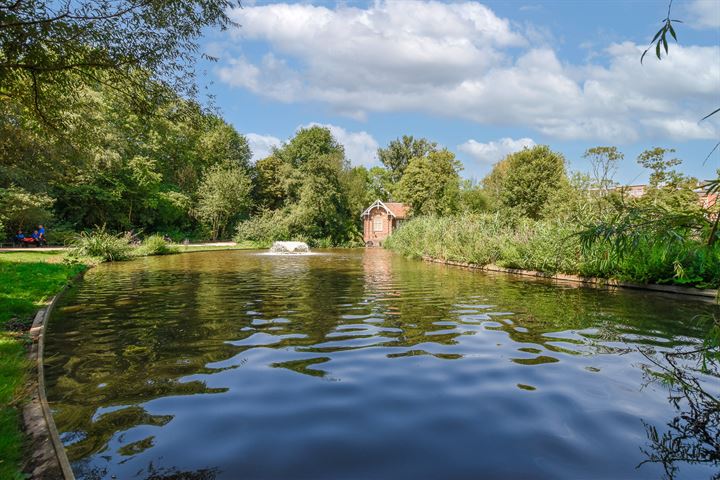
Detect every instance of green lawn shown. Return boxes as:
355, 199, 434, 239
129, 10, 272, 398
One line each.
0, 251, 86, 479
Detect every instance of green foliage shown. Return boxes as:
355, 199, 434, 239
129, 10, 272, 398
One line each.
367, 166, 394, 201
489, 145, 568, 219
253, 155, 287, 210
234, 210, 291, 247
387, 212, 720, 289
2, 81, 255, 239
458, 180, 489, 213
194, 164, 252, 240
0, 186, 54, 235
279, 126, 344, 168
395, 149, 462, 216
0, 0, 235, 127
68, 227, 133, 262
377, 135, 438, 183
637, 147, 683, 187
641, 1, 681, 64
241, 128, 359, 246
134, 235, 178, 257
583, 146, 622, 192
286, 153, 355, 244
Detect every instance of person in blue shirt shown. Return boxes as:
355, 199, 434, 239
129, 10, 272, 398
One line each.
14, 230, 25, 247
37, 225, 46, 244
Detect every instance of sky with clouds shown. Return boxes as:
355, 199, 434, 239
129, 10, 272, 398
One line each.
198, 0, 719, 183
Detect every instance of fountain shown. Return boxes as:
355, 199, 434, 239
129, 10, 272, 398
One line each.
269, 241, 310, 254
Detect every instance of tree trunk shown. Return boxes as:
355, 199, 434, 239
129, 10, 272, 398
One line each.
708, 212, 719, 247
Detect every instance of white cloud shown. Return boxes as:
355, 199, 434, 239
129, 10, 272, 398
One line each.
458, 137, 536, 164
303, 123, 379, 167
687, 0, 720, 29
246, 133, 281, 161
220, 1, 720, 142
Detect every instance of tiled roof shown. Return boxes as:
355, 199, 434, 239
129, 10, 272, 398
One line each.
384, 202, 409, 218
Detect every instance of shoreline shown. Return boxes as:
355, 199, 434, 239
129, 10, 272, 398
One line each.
420, 255, 719, 301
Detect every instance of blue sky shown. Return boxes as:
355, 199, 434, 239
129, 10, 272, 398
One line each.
196, 0, 719, 183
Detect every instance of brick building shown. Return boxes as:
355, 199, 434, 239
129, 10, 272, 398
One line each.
361, 200, 409, 247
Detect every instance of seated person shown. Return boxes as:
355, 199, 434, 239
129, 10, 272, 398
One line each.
15, 230, 25, 244
31, 230, 40, 242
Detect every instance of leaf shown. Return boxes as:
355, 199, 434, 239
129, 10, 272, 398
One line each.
651, 27, 664, 43
655, 41, 662, 59
668, 23, 677, 41
662, 35, 668, 54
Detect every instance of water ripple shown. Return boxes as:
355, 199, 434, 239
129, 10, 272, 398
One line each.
44, 249, 719, 480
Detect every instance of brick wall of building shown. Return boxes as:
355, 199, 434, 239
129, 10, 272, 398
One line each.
363, 207, 394, 246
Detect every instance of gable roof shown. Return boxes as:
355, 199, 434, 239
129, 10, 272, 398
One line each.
384, 202, 409, 219
361, 200, 409, 219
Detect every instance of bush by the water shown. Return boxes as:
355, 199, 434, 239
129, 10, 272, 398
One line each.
385, 213, 720, 289
234, 210, 291, 248
68, 228, 133, 262
134, 234, 178, 256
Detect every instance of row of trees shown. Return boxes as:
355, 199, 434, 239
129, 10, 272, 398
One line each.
2, 88, 713, 246
0, 83, 254, 241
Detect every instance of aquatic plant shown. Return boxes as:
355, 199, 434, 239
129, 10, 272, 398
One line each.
134, 234, 179, 257
68, 227, 133, 262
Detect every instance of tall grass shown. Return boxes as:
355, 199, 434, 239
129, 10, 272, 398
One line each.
133, 234, 178, 256
385, 214, 720, 288
68, 227, 132, 262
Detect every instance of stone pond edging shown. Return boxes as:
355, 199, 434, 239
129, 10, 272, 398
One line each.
23, 271, 84, 480
420, 256, 719, 301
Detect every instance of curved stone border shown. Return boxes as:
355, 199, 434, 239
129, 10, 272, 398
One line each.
421, 256, 719, 301
23, 272, 84, 480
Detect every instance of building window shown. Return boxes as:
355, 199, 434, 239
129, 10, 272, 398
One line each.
373, 217, 383, 232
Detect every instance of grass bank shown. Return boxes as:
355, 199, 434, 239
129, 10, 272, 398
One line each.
385, 214, 720, 289
0, 251, 87, 479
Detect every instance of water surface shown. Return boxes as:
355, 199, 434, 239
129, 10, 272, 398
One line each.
45, 249, 719, 479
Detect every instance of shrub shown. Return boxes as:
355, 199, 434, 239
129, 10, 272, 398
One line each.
68, 227, 132, 262
234, 210, 291, 247
134, 234, 178, 256
386, 214, 720, 288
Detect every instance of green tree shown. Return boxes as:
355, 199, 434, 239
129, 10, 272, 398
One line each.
341, 166, 374, 220
482, 157, 511, 211
252, 155, 287, 210
198, 117, 252, 170
367, 166, 394, 201
287, 152, 354, 244
0, 0, 235, 125
195, 164, 252, 240
378, 135, 438, 183
0, 186, 53, 235
583, 146, 622, 193
458, 179, 489, 213
395, 149, 461, 216
637, 147, 683, 187
493, 145, 568, 219
279, 126, 344, 168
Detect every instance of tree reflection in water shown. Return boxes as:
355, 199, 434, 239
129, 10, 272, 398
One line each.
639, 313, 720, 479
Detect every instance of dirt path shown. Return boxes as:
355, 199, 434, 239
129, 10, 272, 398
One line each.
0, 242, 238, 253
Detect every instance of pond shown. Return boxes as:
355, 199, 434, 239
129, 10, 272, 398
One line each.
45, 249, 719, 479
